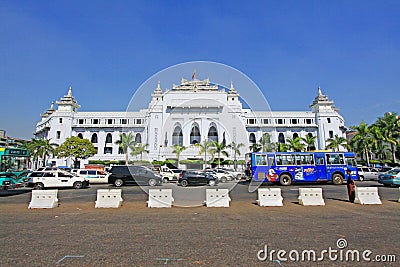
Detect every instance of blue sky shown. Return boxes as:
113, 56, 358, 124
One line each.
1, 0, 399, 139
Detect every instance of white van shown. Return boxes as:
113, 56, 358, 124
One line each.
76, 169, 110, 184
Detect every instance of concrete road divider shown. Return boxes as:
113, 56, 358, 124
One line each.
398, 188, 400, 203
147, 189, 174, 208
354, 187, 382, 205
257, 188, 283, 207
206, 188, 231, 207
95, 189, 123, 208
298, 188, 325, 206
28, 190, 59, 209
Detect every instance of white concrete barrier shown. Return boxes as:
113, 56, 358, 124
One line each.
398, 188, 400, 203
28, 190, 59, 209
206, 189, 231, 207
95, 189, 123, 208
354, 187, 382, 205
298, 188, 325, 206
257, 188, 283, 207
147, 189, 174, 208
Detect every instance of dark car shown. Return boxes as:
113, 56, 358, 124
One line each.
178, 170, 219, 187
108, 165, 162, 187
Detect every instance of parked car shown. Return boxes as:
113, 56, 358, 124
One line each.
108, 165, 162, 187
178, 170, 219, 187
378, 168, 400, 187
75, 169, 110, 184
159, 165, 178, 183
357, 167, 379, 181
27, 170, 90, 190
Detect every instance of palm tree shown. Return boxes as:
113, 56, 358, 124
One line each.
210, 141, 229, 168
350, 121, 372, 166
259, 133, 275, 152
27, 138, 58, 168
302, 135, 317, 151
275, 142, 289, 152
195, 140, 213, 169
374, 112, 399, 163
325, 135, 347, 152
228, 141, 244, 171
115, 133, 136, 165
171, 144, 186, 167
286, 137, 306, 152
249, 143, 261, 152
131, 143, 149, 161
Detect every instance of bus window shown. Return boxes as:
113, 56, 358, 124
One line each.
301, 154, 314, 165
255, 155, 267, 165
346, 157, 357, 166
317, 157, 324, 165
268, 157, 275, 166
327, 154, 344, 165
276, 154, 294, 165
294, 154, 302, 165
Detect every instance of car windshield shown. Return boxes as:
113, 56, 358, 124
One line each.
387, 169, 400, 175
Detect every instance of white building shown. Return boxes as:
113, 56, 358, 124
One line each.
34, 77, 346, 168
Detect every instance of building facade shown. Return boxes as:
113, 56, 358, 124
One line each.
34, 78, 346, 167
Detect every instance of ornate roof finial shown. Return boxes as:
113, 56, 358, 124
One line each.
68, 86, 72, 96
154, 81, 163, 94
318, 85, 322, 96
50, 101, 55, 110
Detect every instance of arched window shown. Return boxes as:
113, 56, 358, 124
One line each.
77, 133, 83, 139
91, 133, 98, 143
278, 133, 285, 144
249, 133, 256, 144
135, 133, 142, 144
105, 133, 112, 143
172, 124, 183, 146
190, 122, 201, 144
293, 133, 299, 139
208, 123, 218, 142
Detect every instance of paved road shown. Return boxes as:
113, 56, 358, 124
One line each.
0, 181, 399, 266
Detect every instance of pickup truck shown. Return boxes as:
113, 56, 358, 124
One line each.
159, 165, 179, 183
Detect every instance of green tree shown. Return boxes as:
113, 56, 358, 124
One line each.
131, 143, 149, 161
325, 135, 347, 152
27, 137, 58, 168
195, 140, 213, 169
259, 133, 275, 152
302, 135, 317, 151
115, 133, 136, 165
350, 121, 372, 166
228, 141, 245, 171
56, 136, 97, 168
275, 142, 289, 152
171, 144, 186, 167
374, 112, 399, 163
286, 137, 306, 152
249, 143, 261, 152
209, 141, 230, 168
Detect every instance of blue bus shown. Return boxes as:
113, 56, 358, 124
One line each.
245, 151, 358, 185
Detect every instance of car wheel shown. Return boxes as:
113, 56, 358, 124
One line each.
73, 181, 83, 189
149, 178, 157, 186
33, 183, 44, 190
163, 178, 169, 183
220, 176, 227, 183
209, 180, 216, 186
359, 176, 364, 182
114, 179, 124, 187
279, 174, 292, 186
332, 174, 344, 185
181, 180, 188, 187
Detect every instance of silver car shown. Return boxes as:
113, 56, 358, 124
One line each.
357, 167, 379, 181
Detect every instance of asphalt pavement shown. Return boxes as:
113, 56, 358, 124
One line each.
0, 181, 399, 266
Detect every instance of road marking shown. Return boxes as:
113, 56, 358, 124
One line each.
56, 255, 84, 265
155, 258, 183, 265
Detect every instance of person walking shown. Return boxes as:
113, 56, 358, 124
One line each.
346, 169, 355, 203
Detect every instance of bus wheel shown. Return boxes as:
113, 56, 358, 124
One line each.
332, 174, 343, 185
279, 174, 292, 186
